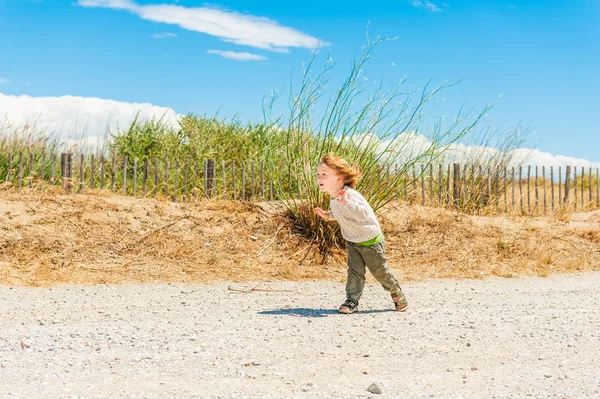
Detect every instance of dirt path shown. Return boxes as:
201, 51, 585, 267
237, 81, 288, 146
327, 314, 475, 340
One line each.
1, 273, 599, 398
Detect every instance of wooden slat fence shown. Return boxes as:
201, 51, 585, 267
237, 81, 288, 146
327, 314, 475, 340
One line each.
1, 151, 599, 215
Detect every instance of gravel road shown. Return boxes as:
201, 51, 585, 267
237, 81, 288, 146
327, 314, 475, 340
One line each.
1, 273, 599, 399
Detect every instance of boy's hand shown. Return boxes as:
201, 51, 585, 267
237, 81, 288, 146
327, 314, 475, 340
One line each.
335, 190, 348, 205
313, 207, 329, 219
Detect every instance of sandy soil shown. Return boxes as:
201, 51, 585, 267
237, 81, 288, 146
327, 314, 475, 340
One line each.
1, 191, 599, 286
1, 272, 599, 398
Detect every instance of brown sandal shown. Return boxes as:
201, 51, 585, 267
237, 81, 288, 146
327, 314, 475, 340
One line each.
391, 291, 408, 312
338, 299, 359, 314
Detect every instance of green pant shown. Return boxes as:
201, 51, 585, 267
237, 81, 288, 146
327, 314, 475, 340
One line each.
346, 240, 402, 302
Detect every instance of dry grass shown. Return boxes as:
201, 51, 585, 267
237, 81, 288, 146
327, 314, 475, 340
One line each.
0, 188, 598, 287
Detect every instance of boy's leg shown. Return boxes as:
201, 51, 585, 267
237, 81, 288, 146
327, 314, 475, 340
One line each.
361, 241, 402, 294
346, 242, 367, 303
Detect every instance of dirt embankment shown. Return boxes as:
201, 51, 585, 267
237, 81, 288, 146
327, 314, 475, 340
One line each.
0, 189, 599, 286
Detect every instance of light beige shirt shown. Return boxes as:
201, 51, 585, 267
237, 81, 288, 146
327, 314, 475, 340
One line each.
328, 185, 382, 243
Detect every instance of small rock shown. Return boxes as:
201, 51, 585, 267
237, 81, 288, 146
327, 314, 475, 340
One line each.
544, 374, 552, 378
367, 383, 382, 394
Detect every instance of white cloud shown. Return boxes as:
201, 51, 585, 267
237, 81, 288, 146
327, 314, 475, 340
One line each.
0, 93, 179, 152
412, 0, 443, 12
0, 78, 10, 84
352, 130, 600, 170
207, 50, 266, 61
2, 92, 597, 169
439, 138, 600, 170
151, 32, 177, 39
76, 0, 326, 52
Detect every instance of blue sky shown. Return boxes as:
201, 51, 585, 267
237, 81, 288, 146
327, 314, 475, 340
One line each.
0, 0, 598, 163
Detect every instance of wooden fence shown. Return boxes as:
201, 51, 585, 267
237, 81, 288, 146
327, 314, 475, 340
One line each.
1, 152, 599, 215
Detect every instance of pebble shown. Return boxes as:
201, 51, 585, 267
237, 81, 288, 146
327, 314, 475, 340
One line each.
367, 383, 382, 394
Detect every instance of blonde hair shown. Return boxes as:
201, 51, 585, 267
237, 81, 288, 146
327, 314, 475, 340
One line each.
319, 153, 362, 188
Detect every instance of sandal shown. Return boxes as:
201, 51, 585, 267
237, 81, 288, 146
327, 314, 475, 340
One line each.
338, 299, 359, 314
391, 291, 408, 312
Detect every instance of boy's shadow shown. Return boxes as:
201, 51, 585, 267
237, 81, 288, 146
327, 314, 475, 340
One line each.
259, 307, 392, 318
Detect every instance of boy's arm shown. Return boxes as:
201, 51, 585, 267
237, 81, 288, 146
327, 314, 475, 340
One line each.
314, 207, 334, 220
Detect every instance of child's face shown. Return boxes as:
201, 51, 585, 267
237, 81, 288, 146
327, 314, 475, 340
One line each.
317, 163, 343, 194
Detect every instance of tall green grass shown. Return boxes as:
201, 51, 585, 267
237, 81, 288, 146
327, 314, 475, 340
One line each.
0, 120, 62, 187
261, 36, 490, 260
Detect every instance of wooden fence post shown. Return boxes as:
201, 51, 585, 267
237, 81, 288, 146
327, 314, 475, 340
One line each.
50, 153, 56, 185
519, 166, 523, 213
154, 159, 159, 197
183, 162, 188, 202
164, 158, 169, 198
90, 154, 95, 189
542, 166, 546, 214
511, 166, 515, 212
574, 166, 578, 211
241, 161, 246, 201
453, 163, 460, 210
222, 160, 227, 200
193, 162, 198, 201
260, 161, 265, 199
527, 165, 531, 215
558, 166, 562, 207
143, 158, 148, 197
269, 167, 273, 201
550, 166, 554, 212
503, 167, 508, 213
122, 155, 128, 196
60, 153, 65, 190
251, 161, 256, 199
133, 158, 137, 197
65, 153, 73, 193
206, 159, 215, 198
79, 154, 84, 193
580, 167, 585, 210
100, 155, 105, 190
28, 152, 34, 188
111, 155, 116, 192
232, 161, 237, 200
564, 165, 571, 205
412, 166, 417, 198
588, 167, 593, 209
534, 165, 538, 214
437, 164, 442, 204
596, 168, 599, 208
174, 159, 179, 202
